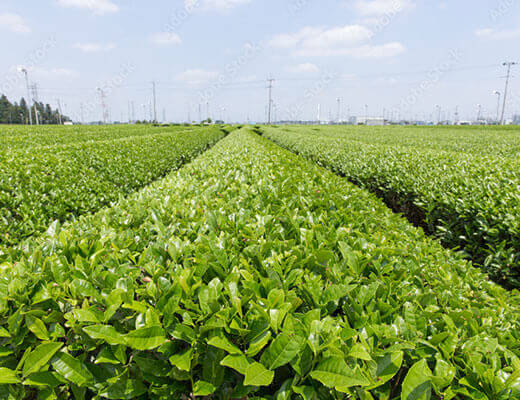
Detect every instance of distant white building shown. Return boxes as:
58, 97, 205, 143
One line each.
355, 117, 386, 126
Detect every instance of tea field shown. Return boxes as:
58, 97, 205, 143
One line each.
263, 125, 520, 289
0, 125, 228, 247
0, 125, 518, 400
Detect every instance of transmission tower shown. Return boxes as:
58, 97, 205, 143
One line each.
97, 88, 108, 124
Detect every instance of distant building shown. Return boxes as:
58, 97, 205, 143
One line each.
513, 115, 520, 124
356, 117, 386, 126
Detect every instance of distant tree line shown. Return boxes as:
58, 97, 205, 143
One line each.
0, 94, 70, 124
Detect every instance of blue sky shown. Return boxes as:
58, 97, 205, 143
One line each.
0, 0, 519, 123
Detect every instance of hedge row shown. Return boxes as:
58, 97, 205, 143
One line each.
0, 125, 194, 152
0, 126, 226, 247
262, 126, 520, 288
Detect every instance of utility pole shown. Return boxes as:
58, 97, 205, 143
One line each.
30, 84, 40, 125
336, 98, 341, 123
493, 91, 501, 123
436, 105, 441, 124
206, 102, 210, 121
267, 78, 275, 124
163, 108, 166, 123
501, 61, 517, 125
80, 103, 85, 124
198, 104, 202, 123
317, 104, 321, 124
152, 81, 157, 123
477, 104, 482, 122
56, 99, 63, 125
21, 68, 33, 126
97, 88, 108, 124
454, 106, 459, 125
131, 101, 135, 122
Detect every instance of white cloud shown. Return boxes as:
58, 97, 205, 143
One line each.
0, 13, 31, 33
73, 42, 116, 52
176, 69, 219, 86
184, 0, 251, 12
270, 25, 372, 49
270, 25, 406, 59
475, 27, 520, 40
236, 75, 258, 83
287, 63, 320, 74
353, 0, 415, 16
150, 32, 182, 46
346, 42, 406, 58
56, 0, 119, 15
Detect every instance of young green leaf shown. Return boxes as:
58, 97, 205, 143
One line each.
244, 362, 275, 387
125, 326, 167, 350
22, 342, 63, 377
310, 357, 370, 390
51, 352, 94, 387
83, 325, 126, 346
193, 380, 217, 396
221, 354, 250, 375
261, 332, 305, 370
0, 368, 20, 384
401, 359, 432, 400
169, 349, 193, 372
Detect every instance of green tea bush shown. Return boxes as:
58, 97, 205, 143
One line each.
0, 129, 518, 399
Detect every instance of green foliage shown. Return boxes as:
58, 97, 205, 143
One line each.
0, 128, 518, 398
262, 125, 520, 288
0, 94, 69, 125
0, 125, 225, 247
